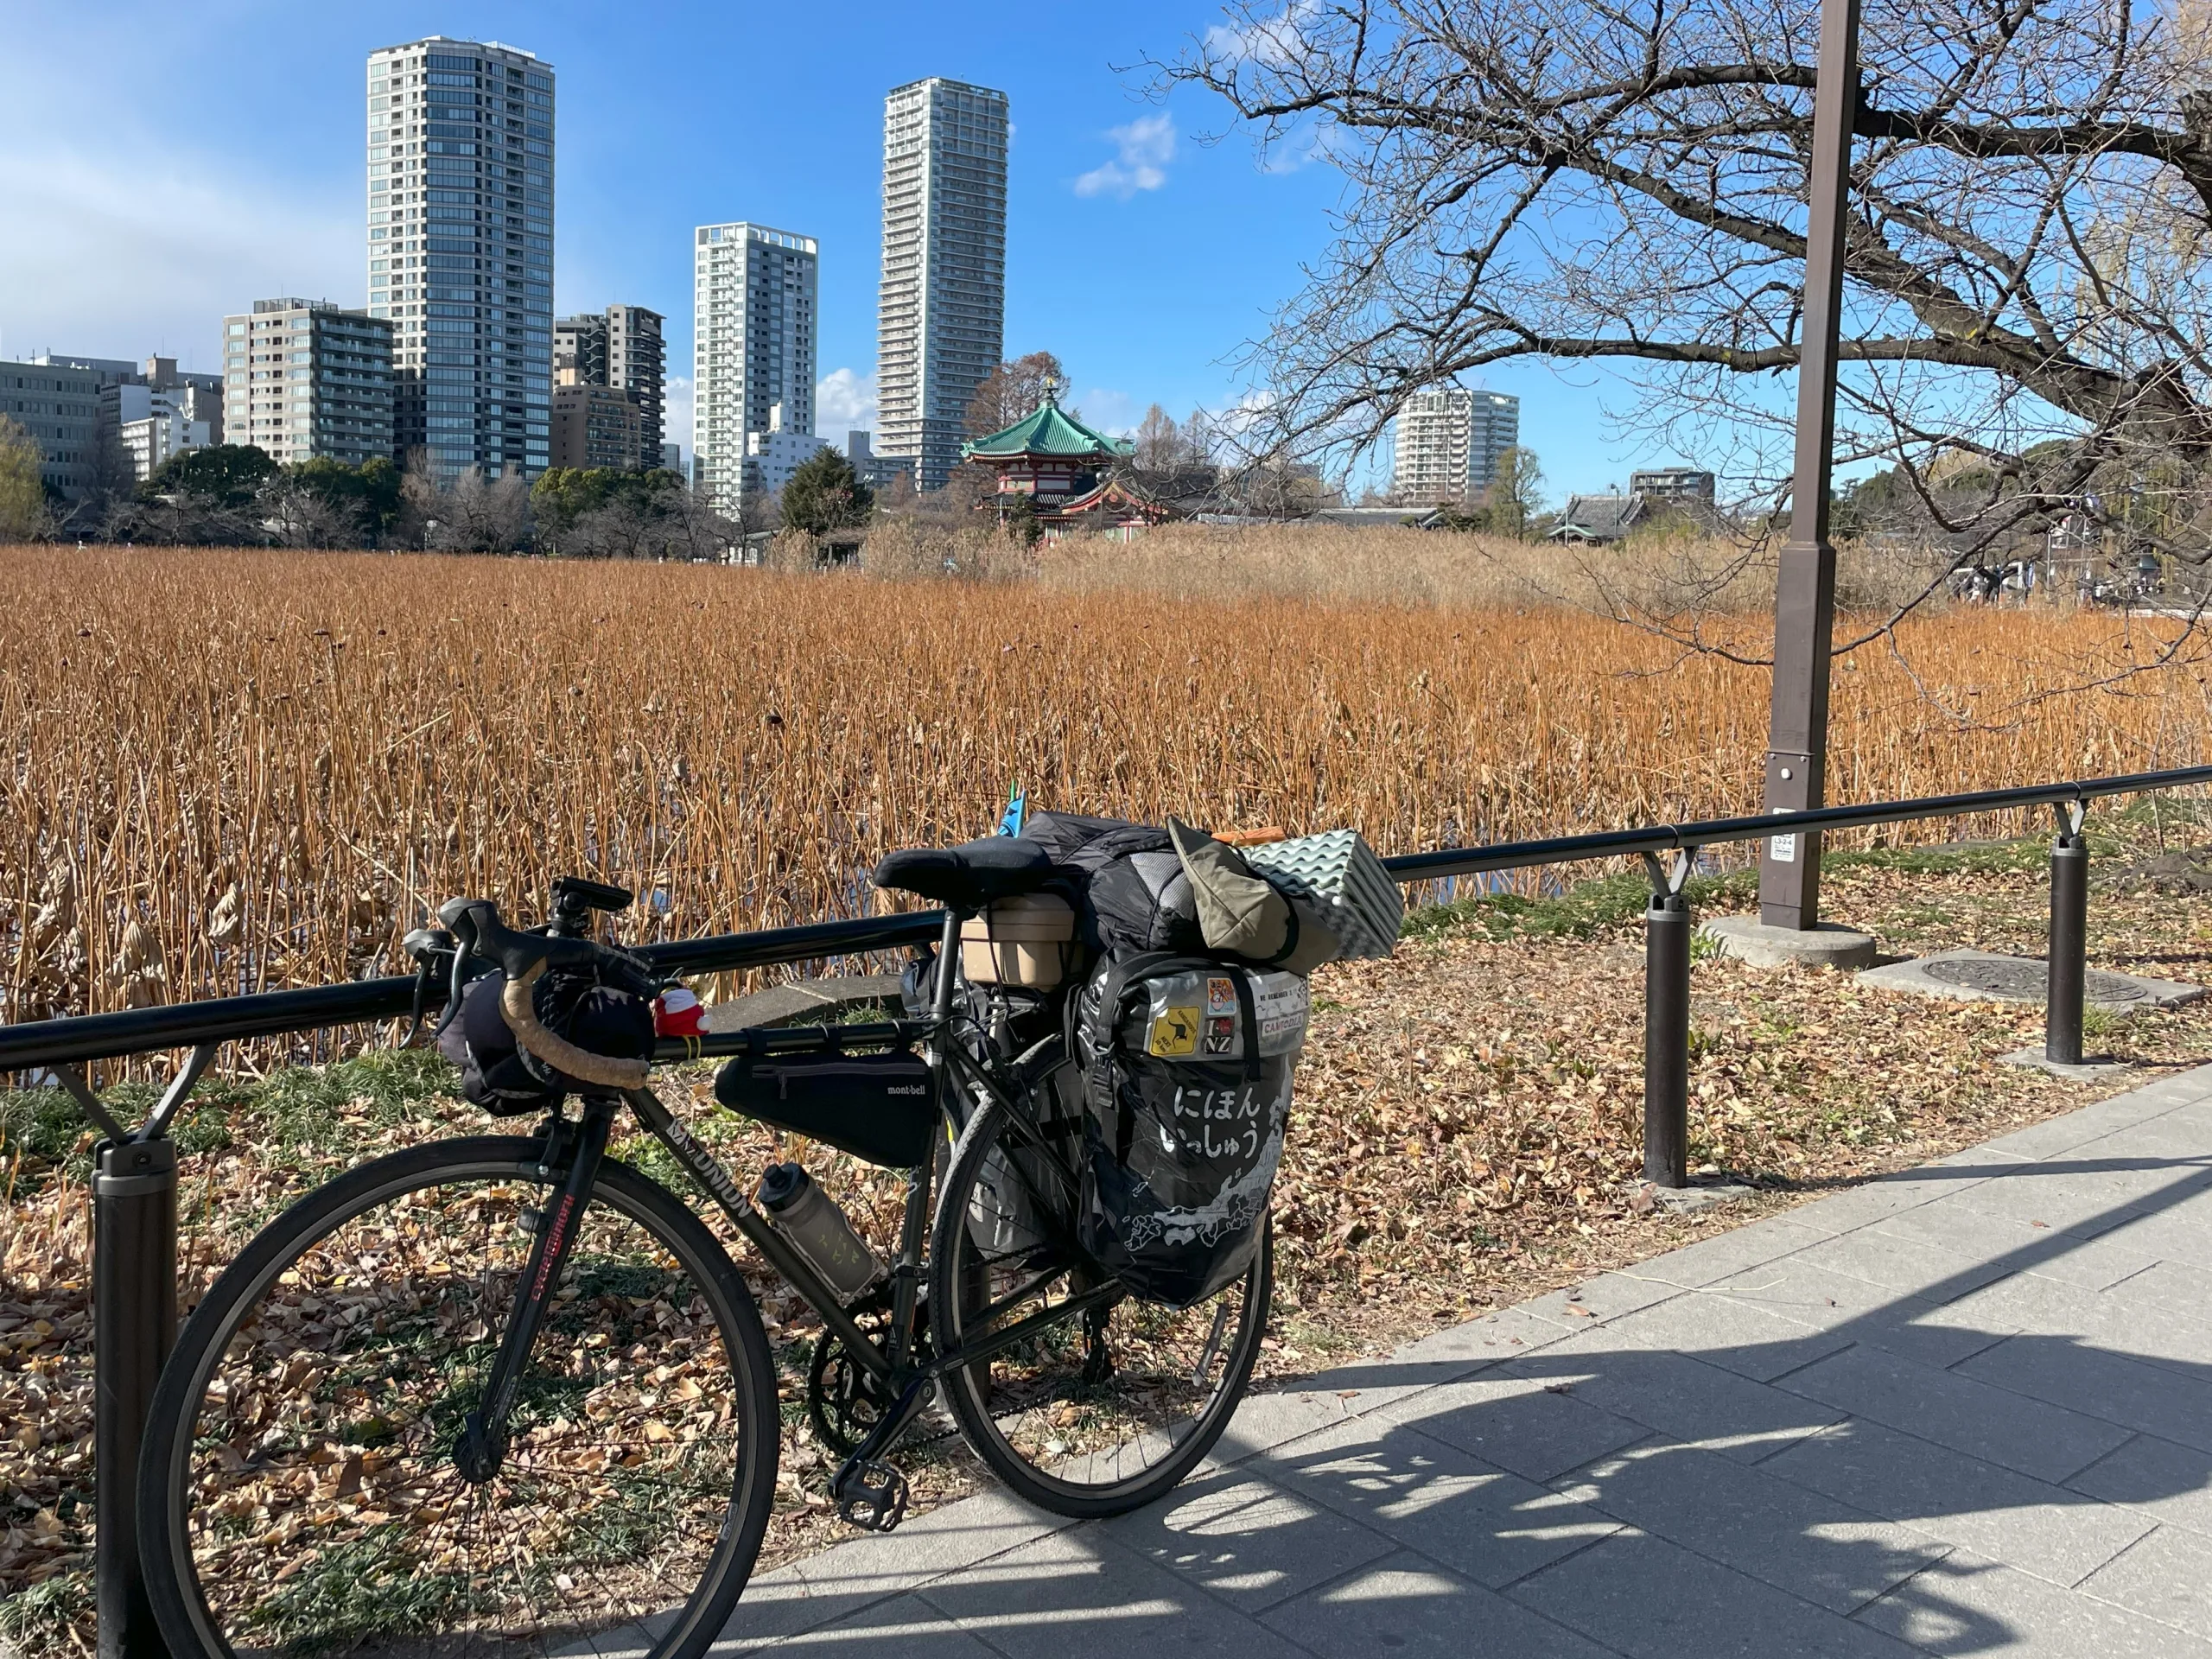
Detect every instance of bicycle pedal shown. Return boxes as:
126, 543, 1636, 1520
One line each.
832, 1457, 910, 1533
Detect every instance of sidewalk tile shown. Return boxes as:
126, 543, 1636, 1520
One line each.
2078, 1524, 2212, 1639
1869, 1205, 2163, 1293
1856, 1545, 2212, 1656
1503, 1341, 1843, 1464
1378, 1370, 1649, 1483
1257, 1551, 1620, 1658
1787, 1227, 2017, 1303
1956, 1334, 2212, 1457
1943, 1167, 2182, 1241
1700, 1259, 2003, 1370
1265, 1415, 1622, 1586
1553, 1442, 1949, 1613
1588, 1287, 1854, 1382
1098, 1469, 1395, 1614
767, 1592, 1004, 1656
1508, 1529, 1922, 1656
914, 1529, 1311, 1658
1762, 1419, 2154, 1585
1616, 1217, 1834, 1287
1779, 1343, 2133, 1484
2069, 1435, 2212, 1537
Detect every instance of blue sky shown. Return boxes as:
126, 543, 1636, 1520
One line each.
0, 0, 1681, 502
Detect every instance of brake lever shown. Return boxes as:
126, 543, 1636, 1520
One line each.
435, 912, 479, 1040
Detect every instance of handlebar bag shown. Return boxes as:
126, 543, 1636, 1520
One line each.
1071, 953, 1309, 1307
438, 969, 656, 1115
714, 1043, 939, 1169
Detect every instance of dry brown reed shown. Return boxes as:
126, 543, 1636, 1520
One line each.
1028, 520, 1956, 618
3, 543, 2207, 1027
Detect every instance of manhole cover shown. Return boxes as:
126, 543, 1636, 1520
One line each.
1919, 956, 2147, 1002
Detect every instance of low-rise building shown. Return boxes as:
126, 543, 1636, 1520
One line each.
1629, 467, 1715, 503
119, 410, 211, 480
744, 404, 834, 495
552, 384, 645, 471
221, 300, 394, 466
660, 442, 683, 476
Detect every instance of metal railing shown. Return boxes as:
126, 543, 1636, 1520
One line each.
8, 761, 2209, 1656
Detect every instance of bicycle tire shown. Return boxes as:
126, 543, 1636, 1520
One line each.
928, 1090, 1272, 1519
138, 1135, 778, 1659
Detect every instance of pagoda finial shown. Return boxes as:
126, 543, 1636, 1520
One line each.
1039, 372, 1064, 407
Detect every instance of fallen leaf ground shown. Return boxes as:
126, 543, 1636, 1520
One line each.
7, 799, 2212, 1653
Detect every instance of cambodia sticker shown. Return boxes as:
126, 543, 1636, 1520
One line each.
1148, 1005, 1200, 1057
1205, 976, 1236, 1015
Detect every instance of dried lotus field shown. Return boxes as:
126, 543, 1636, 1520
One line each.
3, 543, 2209, 1025
10, 544, 2212, 1651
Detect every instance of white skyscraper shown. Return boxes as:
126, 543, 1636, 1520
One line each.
878, 78, 1008, 493
693, 223, 818, 512
1390, 388, 1521, 504
367, 36, 554, 479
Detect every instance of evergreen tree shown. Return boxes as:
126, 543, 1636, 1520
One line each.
143, 443, 277, 508
780, 447, 874, 535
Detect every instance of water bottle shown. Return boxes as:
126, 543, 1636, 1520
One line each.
757, 1162, 883, 1299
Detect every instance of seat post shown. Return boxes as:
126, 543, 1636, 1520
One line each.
931, 908, 965, 1021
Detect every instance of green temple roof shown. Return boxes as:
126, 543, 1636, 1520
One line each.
962, 392, 1135, 461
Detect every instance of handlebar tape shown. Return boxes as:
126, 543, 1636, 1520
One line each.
499, 960, 652, 1090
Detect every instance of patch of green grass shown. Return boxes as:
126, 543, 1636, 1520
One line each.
242, 1529, 475, 1655
0, 1567, 92, 1648
0, 1049, 464, 1198
1403, 868, 1759, 944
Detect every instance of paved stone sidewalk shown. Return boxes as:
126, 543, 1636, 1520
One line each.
604, 1064, 2212, 1656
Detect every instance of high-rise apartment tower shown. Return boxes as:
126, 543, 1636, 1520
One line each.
367, 36, 554, 478
554, 304, 665, 459
877, 78, 1007, 493
221, 300, 394, 467
693, 223, 817, 511
1390, 388, 1521, 504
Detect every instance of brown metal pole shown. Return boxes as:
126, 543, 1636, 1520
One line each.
1758, 0, 1865, 931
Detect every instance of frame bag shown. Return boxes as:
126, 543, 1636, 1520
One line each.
1072, 952, 1309, 1307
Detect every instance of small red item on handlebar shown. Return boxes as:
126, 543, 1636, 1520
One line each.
653, 987, 707, 1039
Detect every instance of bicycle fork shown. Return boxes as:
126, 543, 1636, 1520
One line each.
454, 1102, 615, 1484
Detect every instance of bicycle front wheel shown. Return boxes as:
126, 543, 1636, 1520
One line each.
138, 1135, 777, 1659
930, 1090, 1272, 1518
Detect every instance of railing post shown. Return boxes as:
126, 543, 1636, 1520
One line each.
1643, 849, 1694, 1187
94, 1135, 178, 1659
2047, 801, 2089, 1066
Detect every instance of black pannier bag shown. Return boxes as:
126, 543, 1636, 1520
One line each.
438, 968, 657, 1116
1071, 952, 1310, 1306
714, 1043, 939, 1169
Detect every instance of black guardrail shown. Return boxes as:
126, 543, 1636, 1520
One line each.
11, 760, 2212, 1656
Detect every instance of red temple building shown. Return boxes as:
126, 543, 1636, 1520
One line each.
959, 389, 1173, 539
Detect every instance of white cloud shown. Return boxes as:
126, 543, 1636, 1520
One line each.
1073, 113, 1176, 200
1072, 387, 1139, 437
816, 367, 878, 435
0, 142, 355, 372
1205, 1, 1318, 66
664, 375, 696, 454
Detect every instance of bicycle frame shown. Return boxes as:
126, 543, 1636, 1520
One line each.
470, 907, 1110, 1491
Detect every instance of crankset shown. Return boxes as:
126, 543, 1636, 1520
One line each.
807, 1287, 928, 1457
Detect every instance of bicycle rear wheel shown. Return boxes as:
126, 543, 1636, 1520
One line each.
929, 1089, 1271, 1518
138, 1135, 777, 1659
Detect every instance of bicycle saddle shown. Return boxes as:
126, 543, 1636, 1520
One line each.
872, 837, 1057, 910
